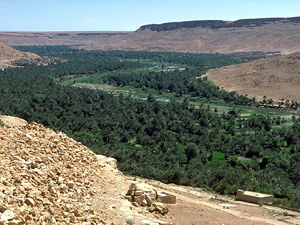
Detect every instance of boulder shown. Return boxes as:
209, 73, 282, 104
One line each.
25, 198, 35, 206
0, 210, 25, 224
134, 189, 144, 196
128, 183, 137, 191
125, 196, 132, 202
1, 210, 16, 221
145, 193, 153, 206
133, 195, 145, 205
141, 199, 148, 207
148, 203, 169, 215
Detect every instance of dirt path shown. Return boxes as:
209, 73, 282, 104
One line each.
126, 176, 300, 225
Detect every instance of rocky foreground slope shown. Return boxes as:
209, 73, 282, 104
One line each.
205, 52, 300, 102
0, 116, 174, 225
83, 16, 300, 54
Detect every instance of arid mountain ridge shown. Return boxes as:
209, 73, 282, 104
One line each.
138, 16, 300, 31
2, 16, 300, 54
83, 16, 300, 54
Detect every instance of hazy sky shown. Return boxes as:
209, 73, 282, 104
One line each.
1, 0, 299, 31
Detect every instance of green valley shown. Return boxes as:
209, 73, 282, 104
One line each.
1, 46, 300, 209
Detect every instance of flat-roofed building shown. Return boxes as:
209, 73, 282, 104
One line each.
157, 191, 176, 204
236, 189, 274, 204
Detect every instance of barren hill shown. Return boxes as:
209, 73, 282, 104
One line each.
0, 41, 39, 68
83, 16, 300, 54
205, 52, 300, 102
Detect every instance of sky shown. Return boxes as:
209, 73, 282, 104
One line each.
0, 0, 300, 32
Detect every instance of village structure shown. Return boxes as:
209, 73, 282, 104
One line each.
236, 189, 274, 204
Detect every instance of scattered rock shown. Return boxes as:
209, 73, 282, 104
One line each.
132, 202, 139, 207
149, 203, 169, 215
145, 193, 153, 206
141, 199, 148, 207
25, 198, 35, 206
67, 181, 75, 189
128, 183, 137, 191
134, 189, 144, 196
133, 195, 145, 205
125, 183, 172, 215
0, 120, 107, 224
125, 196, 133, 201
1, 210, 16, 222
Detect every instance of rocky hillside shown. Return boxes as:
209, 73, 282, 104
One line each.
205, 52, 300, 102
0, 41, 39, 68
83, 16, 300, 54
0, 116, 175, 225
